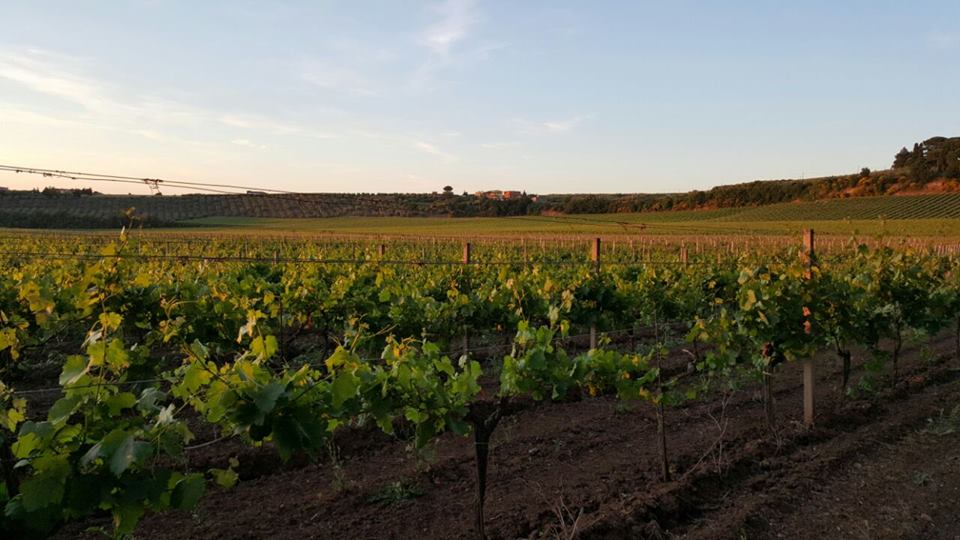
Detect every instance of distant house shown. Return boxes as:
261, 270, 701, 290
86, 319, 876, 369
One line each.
0, 187, 8, 192
474, 190, 527, 200
246, 190, 267, 195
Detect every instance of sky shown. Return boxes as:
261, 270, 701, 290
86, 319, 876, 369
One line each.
0, 1, 958, 195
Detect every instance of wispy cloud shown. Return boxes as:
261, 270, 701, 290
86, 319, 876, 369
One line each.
219, 113, 338, 139
0, 46, 347, 149
420, 0, 478, 56
293, 37, 400, 99
132, 129, 169, 141
514, 115, 591, 135
542, 117, 584, 132
0, 105, 80, 128
407, 0, 489, 93
220, 114, 294, 132
0, 49, 106, 110
414, 140, 457, 161
480, 141, 521, 149
230, 138, 268, 150
0, 48, 208, 132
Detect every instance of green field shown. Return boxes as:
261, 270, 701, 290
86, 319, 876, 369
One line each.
180, 214, 960, 238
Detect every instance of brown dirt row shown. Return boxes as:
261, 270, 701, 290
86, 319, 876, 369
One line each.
53, 332, 960, 539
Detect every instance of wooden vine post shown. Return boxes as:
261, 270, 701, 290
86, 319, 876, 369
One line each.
275, 250, 285, 361
462, 242, 472, 357
802, 229, 816, 427
590, 237, 600, 349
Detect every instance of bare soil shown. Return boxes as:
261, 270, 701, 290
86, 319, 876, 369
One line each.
54, 333, 960, 540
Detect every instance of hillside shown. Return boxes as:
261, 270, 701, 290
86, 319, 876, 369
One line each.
0, 136, 956, 228
663, 193, 960, 222
3, 183, 960, 230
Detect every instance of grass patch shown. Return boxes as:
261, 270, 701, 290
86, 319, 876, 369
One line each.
923, 405, 960, 437
366, 481, 424, 506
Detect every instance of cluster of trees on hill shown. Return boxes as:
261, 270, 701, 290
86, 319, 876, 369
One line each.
426, 193, 535, 217
0, 187, 99, 198
542, 136, 960, 214
545, 179, 827, 214
893, 136, 960, 183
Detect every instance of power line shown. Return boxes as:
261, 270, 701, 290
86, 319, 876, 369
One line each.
0, 164, 296, 194
0, 164, 411, 215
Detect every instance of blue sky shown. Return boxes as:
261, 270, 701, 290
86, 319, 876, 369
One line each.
0, 1, 958, 195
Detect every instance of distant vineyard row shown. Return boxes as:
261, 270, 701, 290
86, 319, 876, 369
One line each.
0, 191, 538, 227
684, 193, 960, 222
4, 191, 960, 229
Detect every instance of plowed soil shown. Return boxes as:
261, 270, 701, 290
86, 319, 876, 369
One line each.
56, 333, 960, 539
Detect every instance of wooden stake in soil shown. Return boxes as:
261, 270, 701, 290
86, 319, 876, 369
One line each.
802, 229, 816, 427
275, 251, 286, 362
654, 316, 670, 481
590, 237, 600, 349
462, 241, 472, 356
590, 237, 601, 272
955, 317, 960, 361
468, 403, 503, 540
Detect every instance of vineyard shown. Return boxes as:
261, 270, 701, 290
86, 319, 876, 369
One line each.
1, 229, 960, 538
711, 193, 960, 221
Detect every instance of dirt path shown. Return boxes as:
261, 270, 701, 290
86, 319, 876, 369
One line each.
737, 383, 960, 540
669, 360, 960, 540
